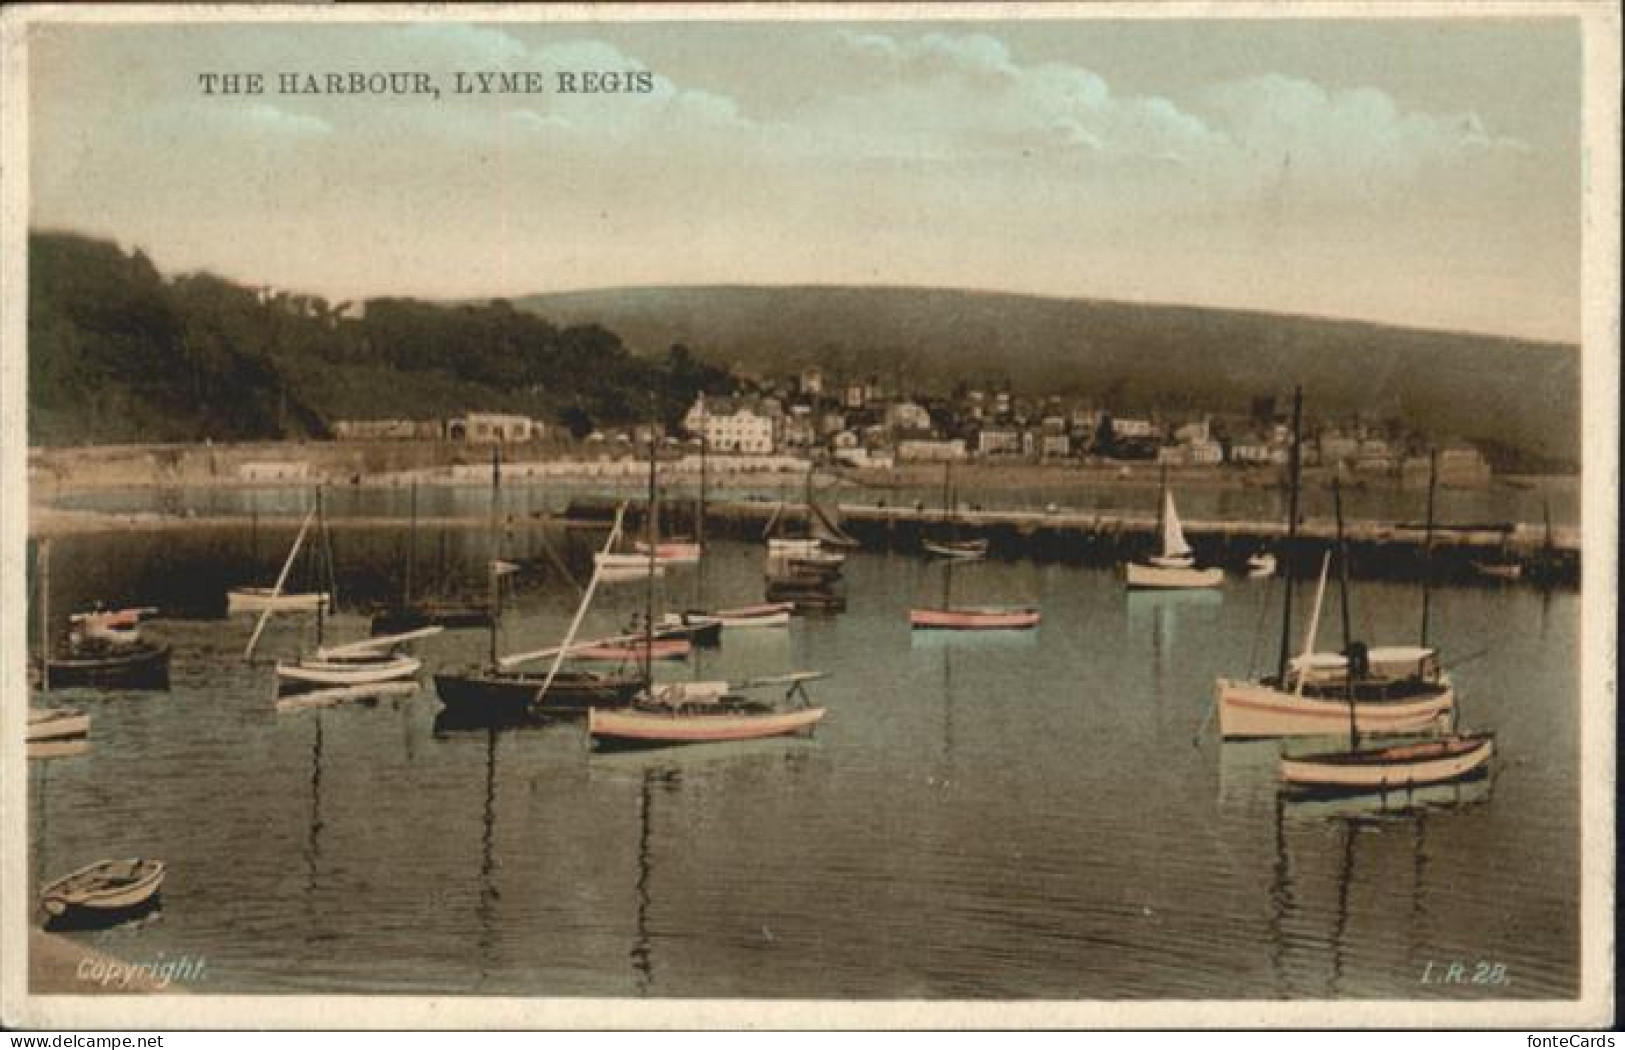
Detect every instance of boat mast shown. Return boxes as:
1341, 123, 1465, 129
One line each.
487, 446, 501, 670
1333, 477, 1352, 653
697, 432, 708, 550
644, 416, 658, 690
38, 538, 50, 691
1276, 387, 1303, 684
404, 480, 417, 609
1420, 448, 1438, 647
314, 486, 327, 650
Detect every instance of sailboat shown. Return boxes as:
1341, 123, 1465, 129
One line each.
227, 504, 332, 614
434, 487, 651, 721
370, 481, 492, 635
921, 460, 989, 560
1124, 476, 1222, 589
765, 462, 854, 564
35, 540, 171, 691
272, 489, 437, 693
1215, 391, 1455, 739
909, 553, 1039, 631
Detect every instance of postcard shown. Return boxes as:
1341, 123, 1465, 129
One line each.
1, 2, 1617, 1031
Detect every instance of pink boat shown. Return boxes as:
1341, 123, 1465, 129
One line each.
909, 606, 1041, 631
571, 637, 693, 662
633, 540, 703, 564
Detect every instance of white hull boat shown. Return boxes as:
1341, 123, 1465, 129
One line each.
27, 707, 91, 742
1281, 733, 1493, 792
1216, 675, 1456, 739
228, 587, 330, 615
1126, 561, 1225, 589
1246, 553, 1277, 577
276, 652, 421, 689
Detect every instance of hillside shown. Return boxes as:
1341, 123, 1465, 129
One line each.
27, 233, 732, 446
515, 286, 1580, 466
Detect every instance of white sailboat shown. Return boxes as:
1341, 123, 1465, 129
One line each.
1125, 484, 1222, 589
227, 505, 331, 615
1214, 391, 1454, 739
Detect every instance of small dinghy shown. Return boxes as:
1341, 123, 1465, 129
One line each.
922, 538, 990, 561
1280, 733, 1495, 794
1246, 552, 1277, 578
910, 605, 1041, 631
27, 707, 90, 742
39, 858, 165, 930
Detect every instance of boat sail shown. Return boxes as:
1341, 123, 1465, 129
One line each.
1215, 389, 1455, 739
1125, 478, 1222, 589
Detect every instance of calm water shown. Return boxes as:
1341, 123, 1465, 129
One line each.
53, 471, 1579, 529
28, 526, 1579, 998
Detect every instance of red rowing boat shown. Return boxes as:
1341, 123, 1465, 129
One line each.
571, 637, 692, 662
909, 606, 1041, 630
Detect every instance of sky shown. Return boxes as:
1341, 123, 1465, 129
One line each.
27, 15, 1584, 342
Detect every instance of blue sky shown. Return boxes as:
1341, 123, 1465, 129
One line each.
29, 16, 1583, 341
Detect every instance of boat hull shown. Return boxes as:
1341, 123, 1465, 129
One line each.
39, 859, 165, 930
922, 540, 989, 560
1125, 562, 1224, 590
1217, 677, 1455, 739
276, 654, 421, 690
43, 644, 171, 691
27, 708, 91, 742
588, 705, 827, 750
1281, 734, 1494, 792
910, 607, 1041, 630
435, 668, 642, 718
572, 639, 692, 662
227, 589, 331, 615
634, 541, 703, 565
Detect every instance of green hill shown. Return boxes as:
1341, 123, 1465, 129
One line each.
27, 232, 732, 446
515, 285, 1579, 466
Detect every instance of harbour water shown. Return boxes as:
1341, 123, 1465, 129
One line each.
27, 523, 1579, 998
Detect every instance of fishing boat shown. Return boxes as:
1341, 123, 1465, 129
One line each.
35, 541, 171, 691
588, 673, 828, 750
370, 481, 491, 634
922, 460, 989, 560
27, 707, 90, 742
1215, 394, 1454, 739
39, 859, 165, 930
1246, 552, 1277, 577
1125, 479, 1222, 589
68, 606, 158, 646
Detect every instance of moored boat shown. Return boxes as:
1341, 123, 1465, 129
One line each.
909, 606, 1041, 631
435, 666, 642, 719
228, 587, 330, 615
1246, 552, 1277, 578
922, 538, 990, 560
44, 641, 171, 691
39, 858, 165, 930
571, 637, 692, 663
27, 707, 90, 742
276, 651, 423, 692
1124, 482, 1221, 590
588, 674, 828, 751
1280, 732, 1494, 793
634, 540, 704, 565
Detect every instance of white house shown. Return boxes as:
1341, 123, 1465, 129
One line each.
684, 396, 777, 455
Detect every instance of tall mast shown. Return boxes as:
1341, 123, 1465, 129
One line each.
487, 446, 501, 669
38, 539, 50, 691
314, 486, 327, 650
697, 432, 708, 550
404, 480, 417, 609
1420, 448, 1437, 647
1333, 477, 1351, 652
1276, 387, 1303, 684
643, 416, 658, 689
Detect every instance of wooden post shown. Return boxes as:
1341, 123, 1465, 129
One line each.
1421, 448, 1437, 647
38, 539, 50, 692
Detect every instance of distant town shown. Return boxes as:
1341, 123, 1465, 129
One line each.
329, 365, 1495, 488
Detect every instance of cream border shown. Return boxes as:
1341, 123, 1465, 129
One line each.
0, 1, 1616, 1031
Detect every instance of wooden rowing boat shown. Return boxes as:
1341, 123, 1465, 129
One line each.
588, 676, 828, 750
1281, 733, 1494, 793
571, 637, 692, 663
39, 858, 165, 929
909, 606, 1041, 631
27, 707, 90, 742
